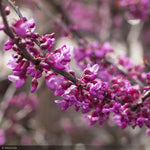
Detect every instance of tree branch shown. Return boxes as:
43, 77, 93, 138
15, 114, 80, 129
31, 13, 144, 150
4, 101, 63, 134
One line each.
35, 1, 145, 88
0, 0, 78, 85
7, 0, 23, 19
0, 0, 14, 38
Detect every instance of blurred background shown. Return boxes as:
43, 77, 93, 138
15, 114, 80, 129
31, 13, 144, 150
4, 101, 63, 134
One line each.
0, 0, 150, 149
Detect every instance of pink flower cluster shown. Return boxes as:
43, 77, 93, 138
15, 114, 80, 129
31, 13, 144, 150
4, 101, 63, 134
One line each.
117, 0, 150, 21
62, 0, 102, 32
0, 93, 38, 145
4, 17, 71, 92
53, 62, 150, 134
74, 41, 113, 70
1, 1, 150, 137
74, 41, 146, 82
4, 16, 150, 134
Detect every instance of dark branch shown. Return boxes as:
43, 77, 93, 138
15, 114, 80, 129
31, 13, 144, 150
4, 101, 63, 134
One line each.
0, 0, 78, 85
0, 0, 14, 38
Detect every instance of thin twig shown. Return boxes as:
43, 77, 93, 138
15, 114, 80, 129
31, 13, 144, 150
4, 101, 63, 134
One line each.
35, 1, 83, 45
49, 66, 77, 84
7, 0, 23, 19
0, 0, 14, 38
35, 2, 70, 33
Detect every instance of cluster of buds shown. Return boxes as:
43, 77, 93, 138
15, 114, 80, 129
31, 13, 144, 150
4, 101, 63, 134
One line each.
3, 14, 72, 92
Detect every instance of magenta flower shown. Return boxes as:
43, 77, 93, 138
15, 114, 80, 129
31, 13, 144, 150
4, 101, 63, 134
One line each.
8, 75, 25, 88
7, 54, 17, 69
45, 73, 64, 91
13, 18, 35, 37
45, 45, 71, 70
31, 78, 38, 93
4, 39, 14, 50
40, 34, 55, 52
